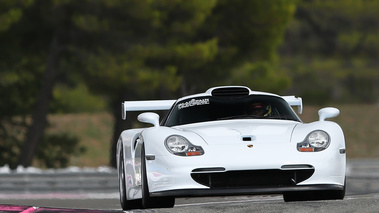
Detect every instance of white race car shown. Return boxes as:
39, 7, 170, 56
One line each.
116, 86, 346, 210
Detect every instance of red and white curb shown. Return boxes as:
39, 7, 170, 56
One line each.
0, 204, 119, 212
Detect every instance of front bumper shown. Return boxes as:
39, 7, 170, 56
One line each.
150, 184, 345, 198
145, 142, 346, 197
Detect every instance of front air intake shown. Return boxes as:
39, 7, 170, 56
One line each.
191, 168, 315, 188
211, 87, 250, 97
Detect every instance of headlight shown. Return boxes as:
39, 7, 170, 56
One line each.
165, 135, 204, 156
297, 130, 330, 152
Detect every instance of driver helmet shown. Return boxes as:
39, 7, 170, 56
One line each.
250, 103, 272, 117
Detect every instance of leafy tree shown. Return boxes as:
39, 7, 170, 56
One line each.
280, 0, 379, 103
50, 83, 106, 114
0, 0, 42, 168
0, 0, 91, 168
35, 133, 85, 169
1, 0, 297, 168
74, 0, 218, 166
15, 0, 79, 167
73, 0, 296, 167
285, 0, 379, 58
197, 0, 295, 93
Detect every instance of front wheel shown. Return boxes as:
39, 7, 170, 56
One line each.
141, 145, 175, 209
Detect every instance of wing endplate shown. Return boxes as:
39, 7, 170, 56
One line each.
121, 100, 176, 120
282, 96, 303, 114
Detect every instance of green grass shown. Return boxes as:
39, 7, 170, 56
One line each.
45, 112, 114, 167
44, 104, 379, 167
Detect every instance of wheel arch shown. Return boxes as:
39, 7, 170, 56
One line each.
118, 128, 145, 159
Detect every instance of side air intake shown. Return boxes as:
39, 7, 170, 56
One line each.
211, 87, 250, 97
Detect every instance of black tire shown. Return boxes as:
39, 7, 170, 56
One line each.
141, 145, 175, 209
118, 150, 142, 210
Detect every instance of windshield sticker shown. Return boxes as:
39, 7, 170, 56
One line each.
178, 98, 209, 110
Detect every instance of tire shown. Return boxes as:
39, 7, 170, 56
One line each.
118, 150, 142, 210
141, 145, 175, 209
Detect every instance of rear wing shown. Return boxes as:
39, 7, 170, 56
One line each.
282, 96, 303, 114
122, 96, 303, 120
121, 100, 176, 120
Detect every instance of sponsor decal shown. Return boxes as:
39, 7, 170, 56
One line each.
178, 98, 209, 110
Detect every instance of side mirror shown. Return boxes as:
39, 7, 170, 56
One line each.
137, 112, 160, 127
318, 107, 340, 121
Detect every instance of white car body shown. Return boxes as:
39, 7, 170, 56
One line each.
116, 86, 346, 210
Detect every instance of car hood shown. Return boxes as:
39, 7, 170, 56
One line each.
177, 120, 299, 145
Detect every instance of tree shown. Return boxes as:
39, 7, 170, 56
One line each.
0, 0, 96, 168
75, 0, 218, 167
280, 0, 379, 103
1, 0, 297, 168
194, 0, 295, 93
15, 1, 79, 167
74, 0, 296, 167
0, 0, 41, 168
285, 0, 379, 58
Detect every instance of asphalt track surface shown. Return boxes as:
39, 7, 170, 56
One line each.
1, 159, 379, 213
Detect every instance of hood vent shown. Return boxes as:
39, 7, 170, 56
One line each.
211, 87, 250, 98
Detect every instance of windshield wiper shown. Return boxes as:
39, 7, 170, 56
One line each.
217, 115, 262, 120
217, 115, 298, 121
266, 115, 298, 121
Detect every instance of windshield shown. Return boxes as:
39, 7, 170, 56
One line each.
164, 95, 300, 127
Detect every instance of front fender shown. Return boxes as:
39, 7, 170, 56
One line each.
119, 128, 145, 159
290, 121, 346, 185
118, 128, 145, 200
291, 121, 346, 151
